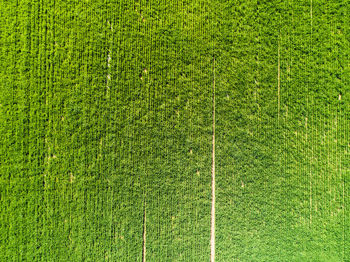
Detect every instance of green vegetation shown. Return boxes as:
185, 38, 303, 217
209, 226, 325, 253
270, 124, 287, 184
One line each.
215, 1, 349, 261
0, 0, 348, 261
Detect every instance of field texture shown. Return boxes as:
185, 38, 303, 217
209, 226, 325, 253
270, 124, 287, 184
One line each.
0, 0, 349, 261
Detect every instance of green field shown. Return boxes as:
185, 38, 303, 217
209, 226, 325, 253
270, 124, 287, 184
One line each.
0, 0, 349, 261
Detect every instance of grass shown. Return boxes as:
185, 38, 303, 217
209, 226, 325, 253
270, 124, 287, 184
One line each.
0, 0, 348, 261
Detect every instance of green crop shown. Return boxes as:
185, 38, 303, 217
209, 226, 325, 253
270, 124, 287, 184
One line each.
0, 0, 348, 261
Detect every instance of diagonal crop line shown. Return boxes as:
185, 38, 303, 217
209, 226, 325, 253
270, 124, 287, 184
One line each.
277, 39, 280, 121
142, 197, 147, 262
210, 56, 216, 262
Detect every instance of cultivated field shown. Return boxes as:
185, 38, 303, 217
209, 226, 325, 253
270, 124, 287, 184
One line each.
0, 1, 348, 261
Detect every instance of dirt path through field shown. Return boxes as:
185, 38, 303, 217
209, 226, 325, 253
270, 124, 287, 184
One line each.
211, 56, 216, 262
